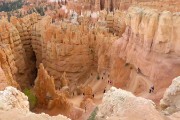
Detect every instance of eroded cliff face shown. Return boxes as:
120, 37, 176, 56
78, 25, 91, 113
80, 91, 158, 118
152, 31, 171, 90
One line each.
10, 14, 40, 85
111, 7, 180, 97
0, 1, 180, 119
0, 5, 179, 104
34, 63, 70, 110
17, 5, 179, 103
30, 15, 119, 88
0, 19, 27, 83
69, 0, 180, 12
0, 45, 19, 90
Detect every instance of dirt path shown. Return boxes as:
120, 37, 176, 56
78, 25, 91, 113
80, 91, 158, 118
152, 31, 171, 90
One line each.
127, 70, 153, 94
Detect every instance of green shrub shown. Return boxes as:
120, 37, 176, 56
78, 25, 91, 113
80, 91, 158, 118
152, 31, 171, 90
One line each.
23, 88, 37, 110
88, 107, 98, 120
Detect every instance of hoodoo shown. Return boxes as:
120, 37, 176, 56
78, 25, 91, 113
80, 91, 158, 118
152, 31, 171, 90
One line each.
0, 0, 180, 120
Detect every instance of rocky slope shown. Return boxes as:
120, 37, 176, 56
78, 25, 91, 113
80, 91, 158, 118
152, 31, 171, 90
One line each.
96, 87, 166, 120
160, 76, 180, 115
0, 86, 71, 120
0, 86, 29, 111
96, 85, 180, 120
111, 6, 180, 97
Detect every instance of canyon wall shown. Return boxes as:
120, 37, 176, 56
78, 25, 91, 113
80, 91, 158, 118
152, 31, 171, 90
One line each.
0, 0, 179, 104
0, 18, 28, 89
14, 5, 180, 101
11, 14, 40, 86
121, 6, 180, 90
0, 45, 19, 90
72, 0, 180, 12
30, 15, 118, 88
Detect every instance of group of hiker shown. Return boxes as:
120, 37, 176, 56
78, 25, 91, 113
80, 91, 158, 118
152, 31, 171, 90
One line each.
149, 86, 155, 93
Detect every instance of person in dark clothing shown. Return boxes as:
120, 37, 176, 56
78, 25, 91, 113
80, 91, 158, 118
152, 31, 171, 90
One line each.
103, 87, 106, 93
85, 106, 87, 113
151, 86, 154, 92
152, 86, 154, 90
149, 88, 151, 93
137, 68, 141, 73
92, 94, 94, 98
83, 93, 85, 95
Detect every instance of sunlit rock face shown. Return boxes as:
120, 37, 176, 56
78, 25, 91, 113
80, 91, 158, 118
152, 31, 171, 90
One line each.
10, 14, 40, 86
0, 45, 19, 90
34, 63, 71, 110
160, 76, 180, 115
109, 6, 180, 98
96, 87, 165, 120
30, 14, 118, 87
0, 0, 180, 119
0, 86, 29, 111
0, 86, 71, 120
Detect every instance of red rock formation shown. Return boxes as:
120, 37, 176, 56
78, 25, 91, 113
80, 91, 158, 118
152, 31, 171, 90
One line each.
0, 18, 32, 88
110, 6, 180, 100
10, 14, 40, 86
34, 63, 71, 112
0, 45, 19, 90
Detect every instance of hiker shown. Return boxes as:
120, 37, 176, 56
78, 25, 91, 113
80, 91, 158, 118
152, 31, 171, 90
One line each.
83, 93, 85, 96
137, 68, 141, 73
85, 105, 87, 113
151, 86, 154, 92
108, 80, 112, 85
92, 94, 94, 98
149, 88, 151, 93
102, 77, 103, 80
103, 87, 106, 93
